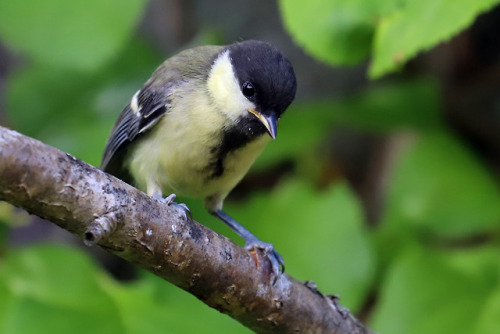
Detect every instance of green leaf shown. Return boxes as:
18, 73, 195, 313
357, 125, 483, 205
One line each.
225, 180, 375, 311
4, 66, 110, 166
371, 246, 496, 334
0, 0, 147, 70
0, 282, 15, 333
370, 0, 500, 78
0, 244, 253, 334
383, 132, 500, 237
474, 285, 500, 334
5, 66, 96, 136
0, 246, 124, 334
279, 0, 378, 65
279, 0, 498, 77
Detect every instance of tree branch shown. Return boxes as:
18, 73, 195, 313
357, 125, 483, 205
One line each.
0, 125, 374, 334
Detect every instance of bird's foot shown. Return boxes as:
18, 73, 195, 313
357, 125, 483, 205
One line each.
171, 202, 192, 220
245, 239, 284, 281
153, 193, 192, 220
210, 209, 283, 282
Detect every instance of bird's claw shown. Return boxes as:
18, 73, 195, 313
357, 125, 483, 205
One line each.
245, 240, 284, 281
172, 202, 192, 220
162, 193, 177, 205
153, 193, 192, 220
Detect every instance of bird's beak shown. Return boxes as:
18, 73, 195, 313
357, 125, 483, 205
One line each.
248, 109, 278, 140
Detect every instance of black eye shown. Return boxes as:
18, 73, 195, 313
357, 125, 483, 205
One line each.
242, 82, 255, 98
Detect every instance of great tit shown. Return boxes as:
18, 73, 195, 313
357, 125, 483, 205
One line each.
101, 40, 297, 276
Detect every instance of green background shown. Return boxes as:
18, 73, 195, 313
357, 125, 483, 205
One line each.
1, 0, 500, 333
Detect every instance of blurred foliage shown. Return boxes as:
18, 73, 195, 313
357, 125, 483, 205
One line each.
280, 0, 499, 77
0, 0, 148, 70
0, 0, 500, 333
371, 245, 500, 334
5, 37, 162, 166
383, 132, 500, 238
371, 0, 500, 77
0, 246, 248, 334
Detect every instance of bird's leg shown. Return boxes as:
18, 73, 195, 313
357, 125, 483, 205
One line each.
212, 209, 284, 277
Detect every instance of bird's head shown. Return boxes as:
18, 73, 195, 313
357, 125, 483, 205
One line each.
207, 40, 297, 140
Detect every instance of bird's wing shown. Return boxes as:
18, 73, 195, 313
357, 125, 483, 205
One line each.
100, 82, 175, 178
100, 45, 225, 181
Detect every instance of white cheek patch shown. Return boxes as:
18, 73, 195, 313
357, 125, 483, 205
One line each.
207, 50, 255, 121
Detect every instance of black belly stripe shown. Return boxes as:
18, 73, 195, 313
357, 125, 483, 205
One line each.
206, 117, 266, 180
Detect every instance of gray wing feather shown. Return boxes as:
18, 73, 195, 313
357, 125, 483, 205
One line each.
100, 44, 224, 179
100, 85, 171, 174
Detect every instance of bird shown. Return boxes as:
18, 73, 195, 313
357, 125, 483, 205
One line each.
101, 40, 297, 276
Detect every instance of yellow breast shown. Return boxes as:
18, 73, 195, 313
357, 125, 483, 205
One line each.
127, 89, 270, 201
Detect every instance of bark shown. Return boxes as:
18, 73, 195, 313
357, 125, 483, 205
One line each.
0, 125, 374, 334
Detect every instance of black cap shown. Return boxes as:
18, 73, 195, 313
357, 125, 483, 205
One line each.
227, 40, 297, 118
